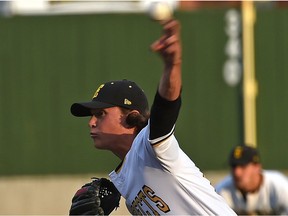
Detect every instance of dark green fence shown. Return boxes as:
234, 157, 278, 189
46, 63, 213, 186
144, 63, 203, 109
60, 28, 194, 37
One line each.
0, 8, 287, 175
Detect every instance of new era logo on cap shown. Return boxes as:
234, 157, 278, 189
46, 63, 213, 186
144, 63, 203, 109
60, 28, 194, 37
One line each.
124, 98, 132, 105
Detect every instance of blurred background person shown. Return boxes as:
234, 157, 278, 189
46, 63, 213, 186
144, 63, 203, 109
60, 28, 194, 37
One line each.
215, 145, 288, 215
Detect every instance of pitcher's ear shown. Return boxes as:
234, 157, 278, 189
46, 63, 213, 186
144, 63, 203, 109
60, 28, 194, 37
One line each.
126, 111, 143, 128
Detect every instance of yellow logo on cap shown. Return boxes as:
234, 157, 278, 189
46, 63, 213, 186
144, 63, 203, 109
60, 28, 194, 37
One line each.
93, 84, 104, 99
234, 146, 243, 159
124, 98, 132, 105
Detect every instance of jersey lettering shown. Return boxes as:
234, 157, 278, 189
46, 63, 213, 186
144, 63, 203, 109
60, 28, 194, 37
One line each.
131, 196, 145, 215
143, 185, 170, 213
138, 190, 160, 215
130, 184, 170, 215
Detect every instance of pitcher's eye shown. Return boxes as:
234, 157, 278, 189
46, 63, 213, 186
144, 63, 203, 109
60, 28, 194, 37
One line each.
92, 110, 105, 117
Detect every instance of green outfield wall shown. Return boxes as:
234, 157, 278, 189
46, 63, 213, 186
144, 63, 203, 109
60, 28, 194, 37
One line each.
0, 8, 287, 175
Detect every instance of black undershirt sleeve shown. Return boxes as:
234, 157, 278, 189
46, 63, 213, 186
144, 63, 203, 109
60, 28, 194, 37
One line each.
149, 90, 181, 140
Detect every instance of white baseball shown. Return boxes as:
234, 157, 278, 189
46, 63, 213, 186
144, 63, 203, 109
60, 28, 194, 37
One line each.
148, 1, 173, 22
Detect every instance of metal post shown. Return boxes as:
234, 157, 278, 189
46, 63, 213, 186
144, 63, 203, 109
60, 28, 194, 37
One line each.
242, 1, 258, 147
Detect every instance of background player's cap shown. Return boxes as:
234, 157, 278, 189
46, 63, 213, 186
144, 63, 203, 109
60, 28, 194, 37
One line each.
229, 145, 260, 167
71, 79, 149, 117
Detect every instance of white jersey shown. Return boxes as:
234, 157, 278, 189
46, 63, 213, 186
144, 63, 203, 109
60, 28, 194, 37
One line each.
215, 170, 288, 215
110, 123, 236, 215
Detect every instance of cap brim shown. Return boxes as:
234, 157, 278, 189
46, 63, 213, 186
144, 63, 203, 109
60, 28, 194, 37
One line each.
71, 101, 114, 117
229, 160, 250, 167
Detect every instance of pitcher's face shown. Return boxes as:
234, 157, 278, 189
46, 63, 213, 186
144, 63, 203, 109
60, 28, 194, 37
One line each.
88, 107, 128, 150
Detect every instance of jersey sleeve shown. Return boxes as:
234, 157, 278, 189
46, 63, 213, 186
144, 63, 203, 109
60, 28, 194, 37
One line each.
149, 90, 181, 141
271, 172, 288, 214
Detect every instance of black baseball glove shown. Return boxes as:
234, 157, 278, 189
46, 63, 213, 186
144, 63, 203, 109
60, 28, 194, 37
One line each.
69, 177, 121, 215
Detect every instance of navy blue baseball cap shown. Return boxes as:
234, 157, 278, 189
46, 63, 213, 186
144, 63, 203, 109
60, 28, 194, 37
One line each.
229, 145, 260, 167
71, 79, 149, 117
